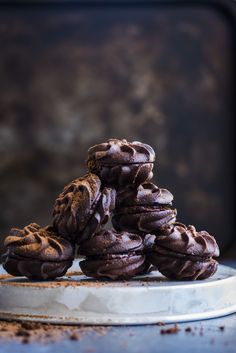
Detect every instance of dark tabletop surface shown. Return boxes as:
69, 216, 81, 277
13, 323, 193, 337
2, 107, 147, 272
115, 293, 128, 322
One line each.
0, 260, 235, 353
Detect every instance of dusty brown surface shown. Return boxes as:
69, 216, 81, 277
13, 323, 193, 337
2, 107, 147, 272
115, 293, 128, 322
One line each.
0, 320, 110, 344
0, 270, 166, 288
0, 272, 121, 288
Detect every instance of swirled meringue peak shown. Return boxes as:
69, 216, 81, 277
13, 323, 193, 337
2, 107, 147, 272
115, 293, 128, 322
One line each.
86, 139, 155, 187
149, 222, 219, 280
79, 229, 148, 280
2, 223, 74, 280
116, 182, 174, 207
79, 229, 144, 256
156, 222, 219, 257
87, 139, 155, 165
52, 173, 116, 243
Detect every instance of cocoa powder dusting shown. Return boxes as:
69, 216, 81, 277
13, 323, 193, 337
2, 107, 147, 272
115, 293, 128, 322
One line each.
0, 320, 110, 344
0, 272, 130, 288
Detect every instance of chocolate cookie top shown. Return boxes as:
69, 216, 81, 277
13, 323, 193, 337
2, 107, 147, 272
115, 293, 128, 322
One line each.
87, 139, 155, 165
155, 222, 219, 258
4, 223, 74, 261
116, 182, 173, 207
79, 229, 144, 256
53, 174, 116, 242
53, 173, 101, 233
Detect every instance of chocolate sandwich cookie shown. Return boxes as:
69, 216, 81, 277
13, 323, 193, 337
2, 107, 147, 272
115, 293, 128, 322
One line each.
79, 229, 147, 280
112, 182, 177, 234
87, 139, 155, 187
1, 223, 74, 280
53, 173, 116, 243
149, 222, 219, 280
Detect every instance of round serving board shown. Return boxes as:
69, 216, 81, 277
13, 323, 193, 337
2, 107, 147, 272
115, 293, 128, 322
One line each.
0, 261, 235, 325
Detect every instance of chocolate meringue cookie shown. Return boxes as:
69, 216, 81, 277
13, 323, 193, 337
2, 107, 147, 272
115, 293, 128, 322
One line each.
112, 182, 177, 234
53, 173, 116, 243
149, 222, 219, 280
79, 229, 147, 280
87, 139, 155, 187
1, 223, 74, 280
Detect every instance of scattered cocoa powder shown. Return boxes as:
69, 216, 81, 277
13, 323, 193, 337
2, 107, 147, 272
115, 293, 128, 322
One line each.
21, 321, 41, 330
0, 320, 110, 344
185, 327, 192, 332
160, 324, 180, 334
0, 273, 127, 289
16, 329, 30, 337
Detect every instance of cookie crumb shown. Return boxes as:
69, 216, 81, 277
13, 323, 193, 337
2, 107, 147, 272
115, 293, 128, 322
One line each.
16, 329, 30, 337
160, 324, 180, 334
70, 333, 80, 341
185, 327, 192, 332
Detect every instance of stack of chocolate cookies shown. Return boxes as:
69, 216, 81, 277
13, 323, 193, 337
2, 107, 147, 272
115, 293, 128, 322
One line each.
1, 139, 219, 281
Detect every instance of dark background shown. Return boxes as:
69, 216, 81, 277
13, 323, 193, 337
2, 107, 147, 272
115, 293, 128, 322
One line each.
0, 1, 235, 257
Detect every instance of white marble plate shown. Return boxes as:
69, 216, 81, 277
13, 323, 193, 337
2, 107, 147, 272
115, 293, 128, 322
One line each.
0, 261, 235, 325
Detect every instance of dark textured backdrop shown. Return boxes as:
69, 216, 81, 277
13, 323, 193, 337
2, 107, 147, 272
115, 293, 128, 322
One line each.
0, 4, 235, 255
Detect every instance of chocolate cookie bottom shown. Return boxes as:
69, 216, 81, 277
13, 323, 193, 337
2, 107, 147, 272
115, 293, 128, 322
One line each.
80, 253, 146, 280
89, 162, 154, 187
2, 255, 73, 280
149, 249, 218, 281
